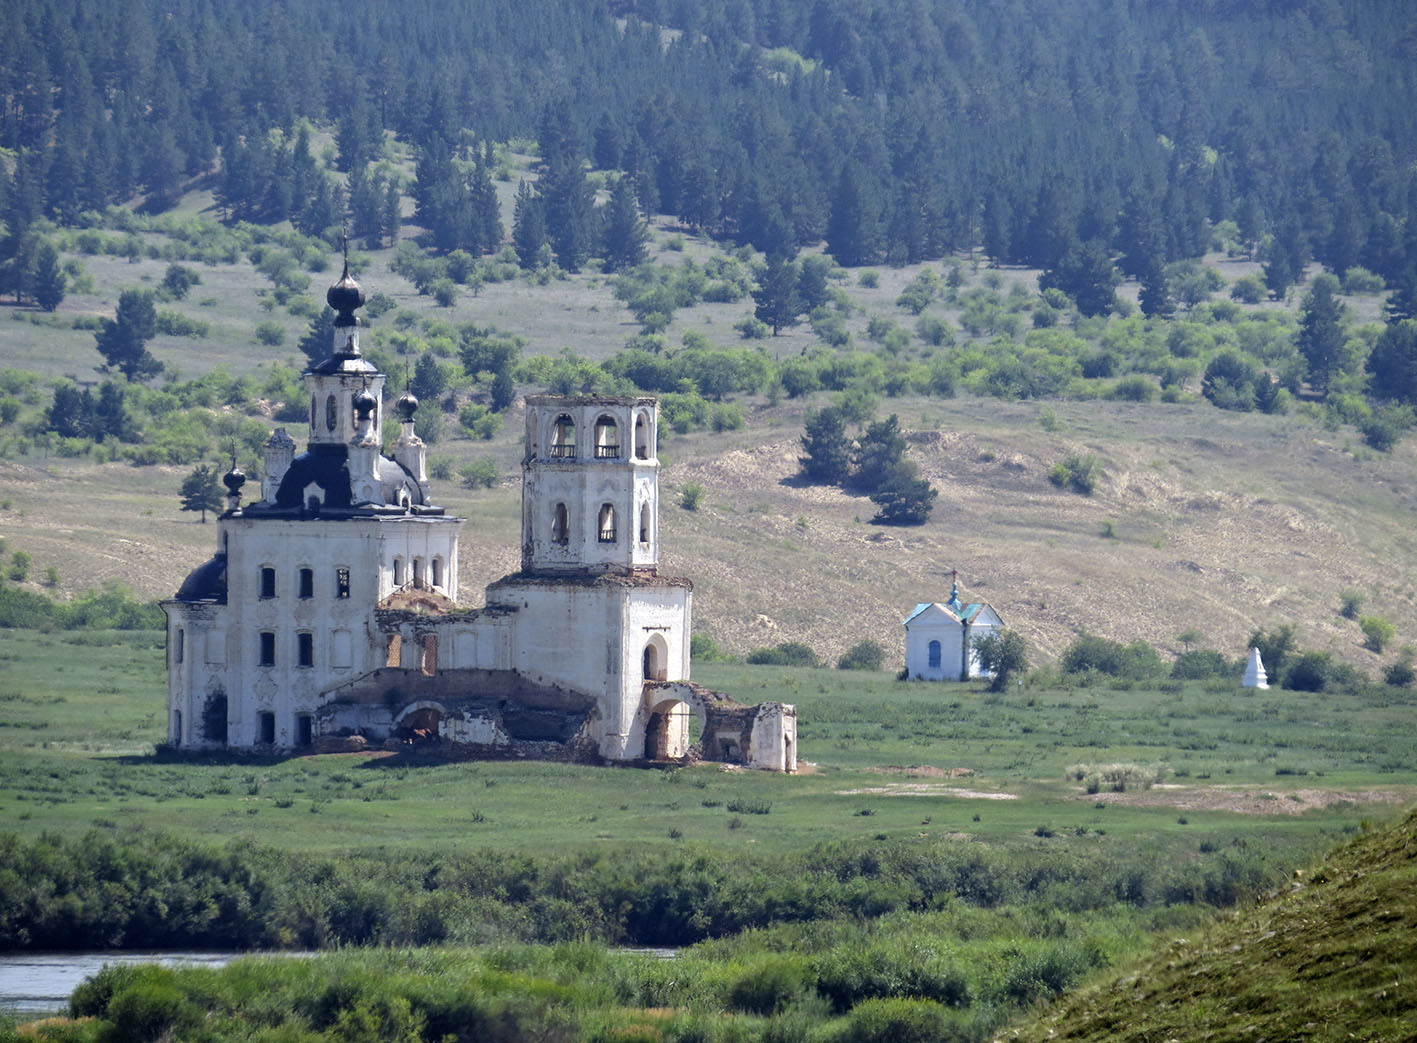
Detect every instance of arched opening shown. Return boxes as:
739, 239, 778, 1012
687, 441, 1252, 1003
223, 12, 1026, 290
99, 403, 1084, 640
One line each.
551, 502, 570, 544
634, 412, 651, 459
550, 413, 576, 458
174, 627, 184, 665
325, 394, 337, 432
396, 704, 442, 742
309, 395, 316, 428
420, 634, 438, 676
928, 639, 942, 670
598, 503, 617, 543
594, 415, 620, 458
642, 634, 668, 682
644, 699, 693, 760
393, 557, 405, 586
413, 557, 425, 588
639, 502, 651, 544
386, 633, 403, 667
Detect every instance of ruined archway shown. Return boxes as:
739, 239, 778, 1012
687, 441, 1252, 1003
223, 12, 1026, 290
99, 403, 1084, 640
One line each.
395, 700, 445, 741
643, 697, 695, 760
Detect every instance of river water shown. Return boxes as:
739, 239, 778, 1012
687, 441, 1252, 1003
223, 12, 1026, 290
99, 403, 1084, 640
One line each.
0, 952, 248, 1016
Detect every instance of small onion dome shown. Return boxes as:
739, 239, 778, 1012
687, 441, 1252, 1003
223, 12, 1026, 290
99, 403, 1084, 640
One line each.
353, 387, 378, 420
394, 389, 419, 421
223, 464, 247, 495
326, 263, 365, 319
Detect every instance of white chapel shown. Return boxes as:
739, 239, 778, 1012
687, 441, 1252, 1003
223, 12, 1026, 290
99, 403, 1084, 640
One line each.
161, 264, 796, 771
903, 572, 1004, 681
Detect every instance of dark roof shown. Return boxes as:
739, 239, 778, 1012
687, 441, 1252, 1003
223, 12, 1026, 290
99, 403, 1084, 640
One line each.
262, 444, 429, 513
175, 554, 227, 603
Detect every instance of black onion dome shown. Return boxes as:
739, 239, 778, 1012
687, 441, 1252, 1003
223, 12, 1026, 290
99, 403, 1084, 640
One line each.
223, 465, 246, 495
395, 389, 419, 421
354, 387, 378, 419
326, 263, 365, 320
175, 555, 227, 603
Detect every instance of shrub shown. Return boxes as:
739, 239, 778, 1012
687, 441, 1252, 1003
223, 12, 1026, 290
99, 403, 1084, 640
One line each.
1171, 650, 1231, 680
254, 320, 285, 346
837, 640, 885, 671
1359, 615, 1395, 653
1384, 655, 1415, 688
1282, 650, 1362, 692
839, 998, 951, 1043
1109, 374, 1155, 402
1230, 274, 1267, 304
679, 482, 705, 510
458, 458, 500, 489
689, 633, 732, 661
1341, 266, 1385, 294
1338, 588, 1365, 619
1061, 633, 1164, 679
458, 402, 503, 440
1067, 762, 1165, 793
746, 641, 820, 667
1048, 453, 1101, 495
726, 956, 811, 1015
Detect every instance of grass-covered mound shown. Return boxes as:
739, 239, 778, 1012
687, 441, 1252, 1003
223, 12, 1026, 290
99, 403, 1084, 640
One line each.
1000, 807, 1417, 1042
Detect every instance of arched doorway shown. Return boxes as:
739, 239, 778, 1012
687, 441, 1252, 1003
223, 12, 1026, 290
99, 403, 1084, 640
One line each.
642, 634, 669, 682
395, 702, 444, 742
644, 698, 695, 760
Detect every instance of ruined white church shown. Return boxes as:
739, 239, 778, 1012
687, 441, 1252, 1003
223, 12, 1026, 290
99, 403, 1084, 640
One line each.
161, 265, 796, 772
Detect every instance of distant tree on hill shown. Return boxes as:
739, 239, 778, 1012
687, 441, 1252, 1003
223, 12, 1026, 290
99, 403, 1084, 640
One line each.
1296, 274, 1347, 396
513, 180, 549, 269
601, 175, 648, 273
753, 253, 804, 334
1367, 320, 1417, 402
95, 289, 160, 381
30, 240, 65, 312
180, 464, 223, 522
1040, 240, 1118, 317
868, 464, 937, 525
798, 405, 851, 485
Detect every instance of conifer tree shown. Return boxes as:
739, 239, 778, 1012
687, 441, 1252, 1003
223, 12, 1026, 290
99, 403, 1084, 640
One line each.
180, 464, 224, 523
753, 253, 803, 335
799, 405, 852, 485
512, 180, 548, 269
1296, 274, 1347, 397
30, 240, 65, 312
601, 175, 648, 273
94, 289, 160, 381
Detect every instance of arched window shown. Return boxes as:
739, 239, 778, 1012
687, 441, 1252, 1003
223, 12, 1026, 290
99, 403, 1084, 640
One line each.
393, 557, 405, 586
325, 394, 337, 432
639, 502, 651, 544
309, 395, 316, 428
550, 414, 576, 458
928, 640, 942, 669
551, 503, 570, 545
413, 557, 425, 588
634, 412, 651, 459
642, 635, 668, 681
594, 415, 619, 458
598, 503, 617, 543
174, 627, 184, 665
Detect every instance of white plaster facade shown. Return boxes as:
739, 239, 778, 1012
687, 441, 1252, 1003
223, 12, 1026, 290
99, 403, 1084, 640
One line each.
162, 267, 794, 771
903, 578, 1004, 682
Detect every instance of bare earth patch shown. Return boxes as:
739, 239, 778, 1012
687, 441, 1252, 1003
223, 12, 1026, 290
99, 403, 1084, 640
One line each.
1079, 784, 1416, 815
866, 765, 976, 778
835, 783, 1018, 799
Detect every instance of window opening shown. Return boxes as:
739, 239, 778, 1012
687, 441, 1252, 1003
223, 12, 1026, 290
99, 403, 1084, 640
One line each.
386, 633, 403, 667
634, 412, 651, 459
260, 566, 276, 599
598, 503, 617, 543
259, 711, 275, 744
296, 714, 313, 746
325, 394, 337, 432
432, 557, 443, 588
299, 567, 314, 599
928, 640, 942, 669
594, 415, 619, 458
173, 710, 183, 747
259, 631, 276, 667
550, 414, 576, 458
551, 503, 569, 545
174, 627, 184, 665
413, 557, 425, 588
420, 635, 438, 676
336, 567, 350, 598
309, 395, 316, 428
297, 631, 314, 668
393, 557, 405, 586
639, 503, 651, 544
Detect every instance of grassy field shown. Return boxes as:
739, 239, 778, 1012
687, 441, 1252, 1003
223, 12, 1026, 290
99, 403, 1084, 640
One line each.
1, 627, 1410, 863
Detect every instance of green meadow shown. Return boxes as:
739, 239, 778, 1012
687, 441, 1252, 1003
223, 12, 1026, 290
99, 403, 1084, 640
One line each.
3, 628, 1415, 1040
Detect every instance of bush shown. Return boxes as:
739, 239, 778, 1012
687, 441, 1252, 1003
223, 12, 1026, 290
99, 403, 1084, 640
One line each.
689, 633, 732, 661
1067, 762, 1165, 793
458, 459, 500, 489
837, 639, 885, 671
1171, 650, 1231, 680
679, 482, 705, 510
1338, 589, 1365, 619
746, 641, 820, 667
1384, 656, 1415, 688
1109, 375, 1155, 402
1282, 650, 1362, 692
1048, 453, 1101, 495
254, 320, 285, 347
1061, 633, 1165, 679
839, 998, 951, 1043
1359, 615, 1395, 653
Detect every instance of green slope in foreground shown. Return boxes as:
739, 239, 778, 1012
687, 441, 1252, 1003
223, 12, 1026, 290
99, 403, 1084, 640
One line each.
999, 808, 1417, 1043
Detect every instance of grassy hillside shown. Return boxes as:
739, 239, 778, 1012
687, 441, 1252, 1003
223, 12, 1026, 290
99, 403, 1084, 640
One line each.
998, 807, 1417, 1042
